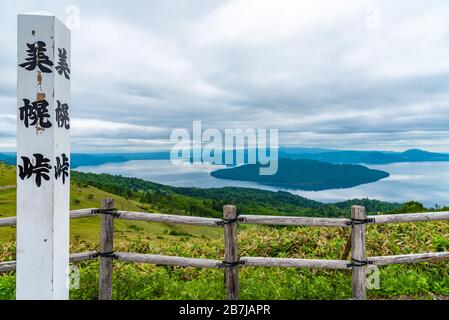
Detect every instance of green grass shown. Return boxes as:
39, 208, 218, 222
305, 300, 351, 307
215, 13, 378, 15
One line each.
1, 162, 449, 300
0, 163, 15, 186
1, 222, 449, 300
0, 164, 222, 243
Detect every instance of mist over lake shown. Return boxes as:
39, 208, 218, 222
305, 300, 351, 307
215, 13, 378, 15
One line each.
76, 160, 449, 207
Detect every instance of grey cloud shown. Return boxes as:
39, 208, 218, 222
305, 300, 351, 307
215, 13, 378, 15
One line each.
1, 0, 449, 152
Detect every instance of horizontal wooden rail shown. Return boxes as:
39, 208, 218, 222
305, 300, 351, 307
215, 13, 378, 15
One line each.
70, 208, 98, 219
69, 251, 99, 263
0, 217, 16, 227
115, 252, 222, 268
116, 253, 352, 270
0, 208, 97, 227
115, 211, 222, 227
3, 250, 449, 273
2, 209, 449, 229
0, 261, 15, 273
240, 215, 350, 227
0, 251, 98, 273
369, 252, 449, 266
368, 211, 449, 224
242, 257, 350, 269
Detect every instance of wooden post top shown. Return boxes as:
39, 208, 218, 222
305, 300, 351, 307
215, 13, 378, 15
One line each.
101, 198, 115, 210
351, 205, 366, 219
223, 205, 237, 219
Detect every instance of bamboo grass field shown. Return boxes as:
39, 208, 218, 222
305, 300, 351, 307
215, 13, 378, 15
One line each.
1, 163, 449, 300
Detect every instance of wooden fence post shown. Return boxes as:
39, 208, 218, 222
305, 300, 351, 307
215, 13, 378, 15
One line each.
99, 198, 114, 300
223, 205, 239, 300
351, 205, 367, 300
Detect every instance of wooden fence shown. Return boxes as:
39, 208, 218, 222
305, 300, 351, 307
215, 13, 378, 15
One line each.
1, 198, 449, 300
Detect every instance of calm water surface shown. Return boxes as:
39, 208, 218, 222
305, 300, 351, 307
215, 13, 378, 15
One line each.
77, 160, 449, 207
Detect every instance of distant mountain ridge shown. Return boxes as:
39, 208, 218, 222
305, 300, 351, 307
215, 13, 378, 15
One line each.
279, 148, 449, 164
211, 158, 389, 191
1, 148, 448, 168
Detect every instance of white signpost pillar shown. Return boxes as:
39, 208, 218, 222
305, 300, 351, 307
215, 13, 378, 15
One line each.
16, 12, 71, 300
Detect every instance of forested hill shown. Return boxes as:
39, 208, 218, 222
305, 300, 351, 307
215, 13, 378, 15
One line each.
71, 170, 400, 218
211, 158, 389, 191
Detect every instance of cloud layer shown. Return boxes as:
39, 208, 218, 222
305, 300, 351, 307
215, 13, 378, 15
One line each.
1, 0, 449, 152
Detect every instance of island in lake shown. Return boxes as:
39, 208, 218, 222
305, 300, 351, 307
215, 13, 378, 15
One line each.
210, 158, 390, 191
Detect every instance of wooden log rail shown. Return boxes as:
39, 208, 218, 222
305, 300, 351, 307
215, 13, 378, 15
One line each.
0, 208, 96, 227
0, 251, 97, 272
1, 200, 449, 300
2, 208, 449, 228
3, 251, 449, 273
116, 210, 222, 227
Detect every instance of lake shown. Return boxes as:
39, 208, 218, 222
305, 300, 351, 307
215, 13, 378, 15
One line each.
77, 160, 449, 207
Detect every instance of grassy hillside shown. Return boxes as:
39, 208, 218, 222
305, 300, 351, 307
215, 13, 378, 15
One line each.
1, 221, 448, 300
0, 163, 222, 243
1, 162, 449, 300
71, 170, 401, 217
0, 163, 15, 186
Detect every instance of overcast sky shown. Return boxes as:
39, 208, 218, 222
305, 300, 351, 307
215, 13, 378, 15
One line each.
1, 0, 449, 152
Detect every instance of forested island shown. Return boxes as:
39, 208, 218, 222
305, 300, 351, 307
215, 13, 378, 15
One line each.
211, 158, 389, 191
